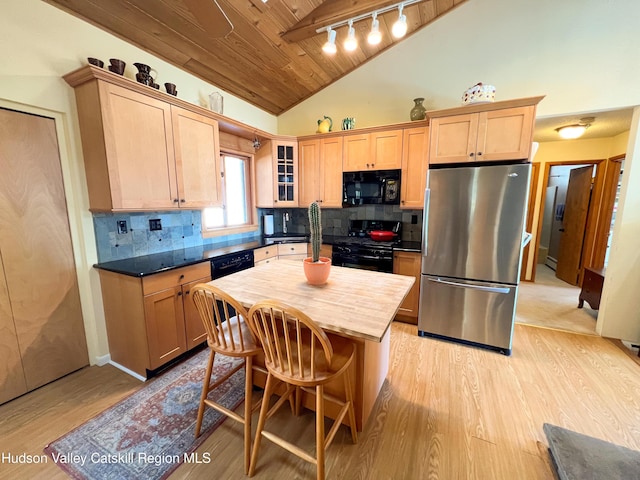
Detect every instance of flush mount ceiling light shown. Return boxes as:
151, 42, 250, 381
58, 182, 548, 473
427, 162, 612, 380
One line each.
392, 5, 408, 38
555, 117, 595, 139
322, 27, 337, 54
315, 0, 424, 55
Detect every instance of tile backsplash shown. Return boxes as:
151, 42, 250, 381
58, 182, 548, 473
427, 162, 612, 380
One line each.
93, 205, 423, 263
259, 205, 423, 241
93, 210, 259, 262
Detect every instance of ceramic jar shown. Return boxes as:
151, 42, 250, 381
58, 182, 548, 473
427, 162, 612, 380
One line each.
410, 98, 426, 121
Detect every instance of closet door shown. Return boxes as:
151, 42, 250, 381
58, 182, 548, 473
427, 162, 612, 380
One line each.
0, 108, 88, 392
0, 251, 27, 404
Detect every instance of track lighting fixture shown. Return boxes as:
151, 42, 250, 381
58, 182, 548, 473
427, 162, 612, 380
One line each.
322, 27, 337, 54
368, 12, 382, 45
315, 0, 423, 55
344, 20, 358, 51
392, 5, 408, 38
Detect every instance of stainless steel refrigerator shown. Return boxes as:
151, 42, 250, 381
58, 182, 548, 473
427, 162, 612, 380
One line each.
418, 162, 531, 355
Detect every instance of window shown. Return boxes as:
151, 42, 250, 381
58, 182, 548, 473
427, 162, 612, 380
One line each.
203, 153, 252, 231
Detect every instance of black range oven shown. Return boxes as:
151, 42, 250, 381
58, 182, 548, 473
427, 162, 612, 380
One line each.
331, 220, 401, 273
332, 241, 394, 273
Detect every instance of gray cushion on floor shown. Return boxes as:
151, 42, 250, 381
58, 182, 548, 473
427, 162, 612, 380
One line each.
543, 423, 640, 480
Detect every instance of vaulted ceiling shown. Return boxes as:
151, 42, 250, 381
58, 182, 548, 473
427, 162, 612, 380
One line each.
44, 0, 467, 115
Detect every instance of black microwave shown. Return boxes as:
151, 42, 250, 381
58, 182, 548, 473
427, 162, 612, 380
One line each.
343, 169, 401, 206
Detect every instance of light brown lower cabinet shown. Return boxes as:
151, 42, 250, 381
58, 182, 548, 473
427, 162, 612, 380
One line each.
393, 251, 421, 324
98, 262, 210, 378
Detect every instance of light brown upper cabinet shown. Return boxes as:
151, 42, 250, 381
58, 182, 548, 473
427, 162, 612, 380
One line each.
171, 107, 222, 208
428, 97, 543, 165
343, 129, 403, 171
299, 136, 343, 207
65, 75, 221, 211
255, 138, 299, 208
400, 126, 429, 209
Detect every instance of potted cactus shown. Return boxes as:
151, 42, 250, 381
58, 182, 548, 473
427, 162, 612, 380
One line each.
303, 201, 331, 285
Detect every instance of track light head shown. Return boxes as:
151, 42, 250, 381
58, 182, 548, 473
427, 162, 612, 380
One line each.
344, 20, 358, 51
392, 5, 408, 38
368, 13, 382, 45
322, 28, 337, 54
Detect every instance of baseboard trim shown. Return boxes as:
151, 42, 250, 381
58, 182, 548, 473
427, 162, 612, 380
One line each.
108, 360, 147, 382
93, 354, 111, 367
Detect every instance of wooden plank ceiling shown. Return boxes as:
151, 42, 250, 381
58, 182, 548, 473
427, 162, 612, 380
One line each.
45, 0, 467, 115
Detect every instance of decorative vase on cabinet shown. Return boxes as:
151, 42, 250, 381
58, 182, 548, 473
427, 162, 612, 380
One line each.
410, 98, 427, 121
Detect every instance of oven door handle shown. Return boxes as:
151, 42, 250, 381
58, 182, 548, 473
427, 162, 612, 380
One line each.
359, 255, 390, 261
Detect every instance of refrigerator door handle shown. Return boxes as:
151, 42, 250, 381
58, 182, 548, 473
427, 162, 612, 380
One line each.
427, 277, 511, 294
422, 188, 430, 256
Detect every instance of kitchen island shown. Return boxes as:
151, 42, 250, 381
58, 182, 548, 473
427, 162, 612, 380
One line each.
208, 259, 415, 430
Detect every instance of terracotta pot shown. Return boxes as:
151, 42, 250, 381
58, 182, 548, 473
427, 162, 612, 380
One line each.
303, 257, 331, 285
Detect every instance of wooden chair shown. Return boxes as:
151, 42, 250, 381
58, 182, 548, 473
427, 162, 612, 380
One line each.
191, 284, 264, 475
246, 300, 358, 480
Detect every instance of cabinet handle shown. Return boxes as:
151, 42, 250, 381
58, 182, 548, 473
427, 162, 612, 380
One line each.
469, 152, 475, 157
177, 291, 183, 296
179, 274, 185, 280
372, 163, 375, 167
173, 198, 179, 203
184, 290, 190, 295
180, 199, 186, 203
477, 152, 483, 156
366, 163, 370, 168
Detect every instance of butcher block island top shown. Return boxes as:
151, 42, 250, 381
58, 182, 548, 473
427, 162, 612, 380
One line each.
209, 259, 415, 343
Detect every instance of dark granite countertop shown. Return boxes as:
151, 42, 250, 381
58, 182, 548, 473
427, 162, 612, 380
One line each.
94, 240, 264, 277
94, 234, 421, 278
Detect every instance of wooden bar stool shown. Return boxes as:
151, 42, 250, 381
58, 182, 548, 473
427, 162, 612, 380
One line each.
247, 300, 358, 480
191, 284, 264, 475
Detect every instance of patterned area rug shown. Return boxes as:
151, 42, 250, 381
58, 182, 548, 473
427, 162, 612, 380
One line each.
44, 349, 244, 480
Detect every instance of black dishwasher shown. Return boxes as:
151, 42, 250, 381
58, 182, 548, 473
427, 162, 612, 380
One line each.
210, 250, 254, 279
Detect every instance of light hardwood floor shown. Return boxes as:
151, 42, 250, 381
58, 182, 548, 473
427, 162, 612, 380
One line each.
1, 321, 639, 479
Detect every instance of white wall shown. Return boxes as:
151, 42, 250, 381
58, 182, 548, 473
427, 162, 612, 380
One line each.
278, 0, 640, 135
598, 107, 640, 341
0, 0, 278, 366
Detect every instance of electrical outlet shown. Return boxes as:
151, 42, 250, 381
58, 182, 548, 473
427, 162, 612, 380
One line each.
117, 220, 128, 234
149, 218, 162, 231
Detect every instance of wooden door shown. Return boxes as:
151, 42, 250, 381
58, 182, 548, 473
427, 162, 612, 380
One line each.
0, 251, 28, 404
102, 83, 176, 210
400, 126, 429, 209
182, 278, 210, 350
319, 136, 343, 207
171, 106, 221, 208
298, 139, 320, 207
429, 114, 478, 164
521, 162, 540, 280
143, 287, 187, 369
0, 108, 88, 392
343, 134, 370, 171
478, 106, 535, 161
371, 129, 403, 170
556, 166, 593, 285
